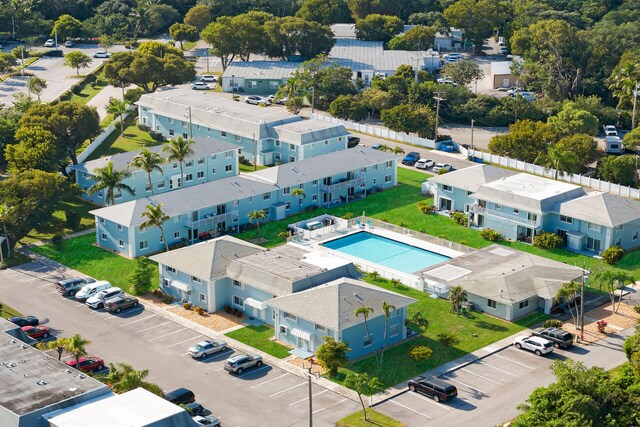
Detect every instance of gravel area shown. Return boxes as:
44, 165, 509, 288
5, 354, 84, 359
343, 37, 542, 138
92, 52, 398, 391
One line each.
168, 306, 244, 332
289, 356, 324, 376
562, 300, 639, 343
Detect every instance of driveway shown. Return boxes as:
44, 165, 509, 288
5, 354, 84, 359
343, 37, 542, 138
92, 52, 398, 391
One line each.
0, 261, 359, 426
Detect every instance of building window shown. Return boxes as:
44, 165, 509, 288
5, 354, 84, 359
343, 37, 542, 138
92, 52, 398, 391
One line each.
225, 164, 232, 172
385, 175, 391, 183
185, 160, 194, 167
174, 231, 180, 239
560, 215, 573, 224
157, 181, 165, 189
513, 208, 519, 214
100, 218, 105, 224
616, 237, 623, 246
117, 224, 123, 231
118, 240, 124, 248
168, 118, 174, 124
197, 171, 204, 179
197, 157, 205, 165
101, 233, 106, 240
191, 276, 202, 283
495, 204, 502, 210
275, 140, 281, 147
221, 131, 227, 137
312, 194, 318, 202
528, 212, 538, 222
232, 280, 243, 289
615, 225, 623, 231
466, 190, 473, 196
200, 293, 206, 302
363, 333, 372, 348
487, 299, 497, 309
390, 309, 400, 319
225, 151, 233, 158
390, 324, 400, 337
315, 324, 325, 332
633, 231, 638, 241
182, 133, 188, 139
283, 187, 290, 195
234, 135, 241, 142
248, 196, 253, 204
588, 222, 601, 232
263, 193, 270, 200
232, 295, 244, 308
169, 129, 175, 136
185, 174, 193, 182
312, 180, 318, 186
386, 161, 392, 168
443, 185, 452, 192
289, 156, 295, 162
247, 81, 257, 89
519, 300, 529, 310
324, 140, 329, 145
166, 266, 176, 273
274, 153, 281, 161
289, 144, 296, 151
285, 202, 291, 210
280, 325, 287, 335
283, 312, 297, 321
139, 241, 148, 250
172, 163, 178, 169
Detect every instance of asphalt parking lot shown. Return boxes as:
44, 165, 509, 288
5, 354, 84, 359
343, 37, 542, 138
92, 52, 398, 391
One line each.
0, 261, 359, 426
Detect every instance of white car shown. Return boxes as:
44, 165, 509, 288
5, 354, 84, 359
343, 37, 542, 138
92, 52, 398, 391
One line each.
514, 336, 554, 356
436, 77, 456, 86
415, 158, 435, 169
507, 87, 524, 96
86, 287, 124, 309
191, 82, 211, 90
433, 163, 452, 173
64, 40, 74, 48
245, 95, 269, 106
92, 51, 111, 58
44, 39, 56, 47
444, 53, 463, 61
604, 125, 618, 136
200, 75, 218, 82
192, 415, 221, 426
188, 339, 228, 359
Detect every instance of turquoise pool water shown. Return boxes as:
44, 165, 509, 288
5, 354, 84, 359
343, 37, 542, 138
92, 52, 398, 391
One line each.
322, 232, 450, 274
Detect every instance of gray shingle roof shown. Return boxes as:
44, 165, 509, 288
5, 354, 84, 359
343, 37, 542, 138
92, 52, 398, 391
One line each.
70, 137, 239, 175
249, 148, 396, 188
150, 236, 262, 281
428, 164, 517, 192
223, 61, 299, 80
272, 119, 349, 145
267, 278, 416, 331
555, 192, 640, 228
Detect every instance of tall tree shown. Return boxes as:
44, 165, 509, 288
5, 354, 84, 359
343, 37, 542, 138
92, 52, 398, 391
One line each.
52, 14, 82, 40
381, 104, 436, 138
248, 209, 267, 238
555, 281, 580, 329
0, 204, 14, 259
591, 269, 635, 313
315, 336, 350, 376
131, 149, 164, 196
379, 301, 396, 365
63, 51, 92, 76
0, 52, 17, 74
555, 134, 597, 171
595, 155, 637, 187
86, 161, 134, 206
548, 103, 599, 137
139, 203, 170, 252
448, 285, 468, 315
488, 120, 557, 163
30, 77, 47, 102
354, 14, 403, 43
608, 55, 640, 113
106, 98, 127, 137
355, 306, 375, 357
344, 373, 385, 421
4, 126, 60, 172
295, 0, 350, 25
201, 16, 238, 71
535, 144, 579, 180
162, 136, 195, 189
263, 16, 335, 61
98, 362, 164, 396
36, 337, 68, 361
169, 23, 199, 50
444, 0, 509, 55
290, 187, 305, 210
389, 25, 436, 51
184, 4, 213, 31
442, 60, 485, 87
65, 334, 90, 370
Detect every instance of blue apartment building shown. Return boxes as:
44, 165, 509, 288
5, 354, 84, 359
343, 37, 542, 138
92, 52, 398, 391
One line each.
136, 89, 349, 166
90, 148, 398, 258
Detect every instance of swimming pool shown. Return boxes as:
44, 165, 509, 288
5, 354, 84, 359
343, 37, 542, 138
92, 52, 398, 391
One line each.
322, 232, 450, 274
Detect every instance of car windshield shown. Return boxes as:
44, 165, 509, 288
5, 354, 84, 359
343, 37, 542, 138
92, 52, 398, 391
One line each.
543, 342, 553, 348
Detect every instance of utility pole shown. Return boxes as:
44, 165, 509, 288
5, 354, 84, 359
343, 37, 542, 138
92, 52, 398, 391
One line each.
305, 358, 314, 427
433, 93, 445, 143
311, 86, 315, 114
205, 49, 209, 74
632, 81, 638, 130
20, 45, 24, 77
470, 119, 475, 152
580, 261, 585, 341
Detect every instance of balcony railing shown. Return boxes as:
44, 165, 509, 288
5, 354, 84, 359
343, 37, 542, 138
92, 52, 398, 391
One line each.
186, 210, 239, 229
320, 176, 365, 193
470, 205, 539, 227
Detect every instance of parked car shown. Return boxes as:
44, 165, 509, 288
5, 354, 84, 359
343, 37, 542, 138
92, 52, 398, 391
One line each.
510, 91, 535, 101
191, 82, 211, 90
8, 316, 39, 327
104, 296, 139, 313
44, 49, 64, 57
274, 96, 288, 105
245, 95, 269, 106
200, 75, 218, 82
436, 77, 456, 86
499, 47, 509, 55
21, 325, 50, 339
165, 387, 195, 405
66, 356, 105, 372
44, 39, 56, 47
507, 86, 524, 96
402, 152, 421, 165
432, 163, 452, 173
371, 144, 383, 150
415, 158, 435, 169
532, 327, 574, 349
188, 339, 229, 359
514, 336, 554, 356
439, 141, 455, 152
92, 50, 111, 58
444, 53, 463, 61
183, 402, 205, 416
224, 354, 263, 374
64, 40, 73, 48
408, 376, 458, 402
603, 125, 618, 136
57, 277, 96, 297
86, 287, 124, 309
75, 280, 112, 302
192, 415, 221, 426
347, 136, 360, 148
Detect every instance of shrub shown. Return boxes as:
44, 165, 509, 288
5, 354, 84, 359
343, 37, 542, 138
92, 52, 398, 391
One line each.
124, 88, 145, 104
417, 201, 434, 214
137, 123, 150, 132
533, 232, 563, 249
161, 296, 174, 304
601, 246, 625, 265
152, 289, 163, 297
85, 74, 97, 84
183, 302, 192, 310
409, 345, 433, 361
149, 131, 165, 141
95, 78, 107, 86
480, 228, 502, 241
233, 95, 240, 102
65, 210, 81, 230
368, 271, 380, 280
342, 212, 354, 219
223, 305, 232, 314
194, 306, 205, 316
70, 84, 82, 95
437, 332, 460, 347
51, 234, 64, 249
543, 319, 563, 328
437, 168, 449, 175
634, 306, 640, 314
129, 257, 153, 295
450, 211, 468, 226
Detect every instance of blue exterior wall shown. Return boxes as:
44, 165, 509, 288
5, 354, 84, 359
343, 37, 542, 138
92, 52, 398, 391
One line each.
339, 308, 407, 360
228, 282, 276, 325
274, 309, 335, 354
433, 184, 473, 212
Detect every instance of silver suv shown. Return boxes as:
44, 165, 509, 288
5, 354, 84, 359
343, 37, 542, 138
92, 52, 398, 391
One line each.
86, 287, 124, 309
224, 354, 263, 374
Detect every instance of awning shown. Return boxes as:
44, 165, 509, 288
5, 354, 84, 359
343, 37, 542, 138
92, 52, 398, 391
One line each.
290, 328, 312, 341
170, 280, 192, 292
244, 298, 267, 310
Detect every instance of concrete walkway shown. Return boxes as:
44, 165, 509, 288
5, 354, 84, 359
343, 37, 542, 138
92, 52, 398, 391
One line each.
87, 85, 129, 120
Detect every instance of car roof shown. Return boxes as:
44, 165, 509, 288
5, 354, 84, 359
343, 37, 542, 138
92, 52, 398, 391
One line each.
166, 387, 193, 396
527, 336, 551, 344
415, 377, 454, 388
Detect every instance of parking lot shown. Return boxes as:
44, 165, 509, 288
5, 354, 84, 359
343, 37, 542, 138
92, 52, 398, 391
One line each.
0, 261, 359, 426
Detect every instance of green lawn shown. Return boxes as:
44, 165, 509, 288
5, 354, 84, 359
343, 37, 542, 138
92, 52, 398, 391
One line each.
0, 301, 22, 319
225, 325, 291, 359
181, 40, 198, 51
86, 116, 162, 160
336, 409, 407, 427
239, 163, 268, 173
29, 234, 159, 295
70, 73, 108, 104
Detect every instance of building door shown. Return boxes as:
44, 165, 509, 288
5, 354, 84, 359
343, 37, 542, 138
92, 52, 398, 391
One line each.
477, 215, 484, 227
298, 337, 309, 351
556, 229, 568, 245
586, 237, 601, 252
439, 197, 452, 211
503, 78, 510, 87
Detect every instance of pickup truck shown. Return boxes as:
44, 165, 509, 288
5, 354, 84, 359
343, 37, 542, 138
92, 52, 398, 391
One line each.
531, 327, 574, 348
603, 125, 618, 136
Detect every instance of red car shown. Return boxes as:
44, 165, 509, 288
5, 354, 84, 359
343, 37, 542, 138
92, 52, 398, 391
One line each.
66, 357, 105, 372
21, 325, 50, 339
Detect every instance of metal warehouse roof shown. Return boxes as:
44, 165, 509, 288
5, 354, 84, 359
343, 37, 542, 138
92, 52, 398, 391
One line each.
223, 61, 300, 80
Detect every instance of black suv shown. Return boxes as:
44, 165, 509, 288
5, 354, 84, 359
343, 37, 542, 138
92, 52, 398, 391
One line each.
347, 136, 360, 148
56, 277, 95, 297
532, 327, 574, 348
165, 388, 195, 405
408, 377, 458, 402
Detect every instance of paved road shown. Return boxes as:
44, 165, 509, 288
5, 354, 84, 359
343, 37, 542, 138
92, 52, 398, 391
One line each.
0, 261, 359, 426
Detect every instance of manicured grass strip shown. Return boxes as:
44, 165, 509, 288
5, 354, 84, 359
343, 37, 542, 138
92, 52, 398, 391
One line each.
86, 116, 162, 160
336, 409, 408, 427
69, 73, 108, 105
239, 163, 268, 173
0, 302, 22, 319
225, 325, 291, 359
29, 234, 158, 295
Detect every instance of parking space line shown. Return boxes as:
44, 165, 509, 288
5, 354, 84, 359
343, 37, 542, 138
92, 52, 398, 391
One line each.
269, 381, 306, 396
134, 321, 170, 333
233, 365, 269, 381
250, 373, 289, 389
103, 307, 144, 320
440, 375, 487, 395
288, 390, 327, 406
119, 316, 156, 327
460, 368, 503, 385
313, 398, 348, 415
405, 391, 453, 410
494, 353, 533, 369
39, 283, 54, 288
165, 336, 202, 348
476, 360, 519, 377
48, 290, 58, 294
389, 400, 432, 419
147, 327, 186, 341
214, 367, 225, 371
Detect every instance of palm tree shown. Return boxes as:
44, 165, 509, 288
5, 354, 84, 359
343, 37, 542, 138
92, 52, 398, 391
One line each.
591, 269, 635, 313
140, 203, 170, 252
448, 285, 468, 315
99, 362, 164, 396
535, 144, 579, 180
162, 136, 195, 189
379, 301, 396, 365
106, 98, 128, 137
0, 204, 14, 260
392, 146, 405, 155
378, 144, 391, 152
248, 209, 267, 238
291, 187, 305, 211
555, 281, 580, 328
36, 337, 69, 361
608, 59, 640, 110
132, 149, 164, 195
355, 306, 375, 358
86, 161, 135, 205
65, 334, 90, 369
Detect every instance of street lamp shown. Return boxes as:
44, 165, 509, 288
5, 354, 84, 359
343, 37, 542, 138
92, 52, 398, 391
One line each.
184, 106, 193, 140
433, 93, 446, 143
231, 74, 235, 100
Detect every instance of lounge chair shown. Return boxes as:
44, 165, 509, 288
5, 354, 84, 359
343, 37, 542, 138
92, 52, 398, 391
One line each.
356, 219, 365, 229
366, 220, 373, 229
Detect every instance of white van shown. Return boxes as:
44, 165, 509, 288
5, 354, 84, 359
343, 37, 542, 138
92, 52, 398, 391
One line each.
75, 280, 112, 302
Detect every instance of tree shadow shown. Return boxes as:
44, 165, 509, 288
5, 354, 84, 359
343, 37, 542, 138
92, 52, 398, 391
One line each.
474, 320, 508, 331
